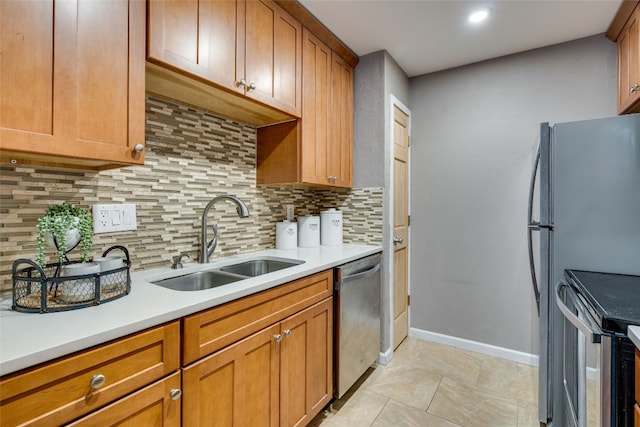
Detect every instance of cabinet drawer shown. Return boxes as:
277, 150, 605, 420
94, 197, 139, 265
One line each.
0, 321, 180, 427
183, 270, 332, 364
67, 371, 181, 426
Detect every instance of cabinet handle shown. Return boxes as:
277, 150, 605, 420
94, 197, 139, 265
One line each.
248, 82, 257, 90
170, 389, 182, 401
284, 329, 292, 336
393, 236, 404, 245
133, 144, 144, 153
328, 176, 337, 183
90, 374, 106, 389
631, 83, 640, 94
274, 334, 282, 342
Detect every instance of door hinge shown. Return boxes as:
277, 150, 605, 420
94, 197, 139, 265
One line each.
408, 215, 410, 226
407, 295, 411, 306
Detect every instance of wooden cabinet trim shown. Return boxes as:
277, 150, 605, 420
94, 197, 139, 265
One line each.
182, 270, 332, 365
636, 348, 640, 403
606, 0, 640, 41
274, 0, 358, 68
0, 321, 180, 427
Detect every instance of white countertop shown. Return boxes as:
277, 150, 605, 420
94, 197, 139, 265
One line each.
629, 325, 640, 350
0, 244, 381, 376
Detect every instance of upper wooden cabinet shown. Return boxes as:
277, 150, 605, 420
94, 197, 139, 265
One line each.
608, 1, 640, 114
147, 0, 302, 125
330, 52, 354, 188
0, 0, 146, 170
256, 28, 354, 188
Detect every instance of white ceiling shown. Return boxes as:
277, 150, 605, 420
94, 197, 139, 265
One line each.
298, 0, 623, 77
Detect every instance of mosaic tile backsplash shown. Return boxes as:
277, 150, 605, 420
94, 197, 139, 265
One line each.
0, 96, 383, 294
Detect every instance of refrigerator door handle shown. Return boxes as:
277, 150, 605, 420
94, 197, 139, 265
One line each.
528, 139, 542, 314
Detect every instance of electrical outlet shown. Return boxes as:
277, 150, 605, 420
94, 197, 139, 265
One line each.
93, 204, 137, 233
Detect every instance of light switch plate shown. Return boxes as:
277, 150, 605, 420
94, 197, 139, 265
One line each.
93, 204, 137, 233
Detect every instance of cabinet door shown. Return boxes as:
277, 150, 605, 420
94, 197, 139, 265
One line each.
182, 324, 280, 427
245, 0, 301, 116
618, 5, 640, 114
147, 0, 244, 95
0, 0, 145, 167
66, 372, 181, 427
329, 53, 354, 188
280, 298, 333, 427
300, 28, 331, 186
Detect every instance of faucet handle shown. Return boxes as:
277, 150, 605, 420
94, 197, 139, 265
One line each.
171, 253, 191, 269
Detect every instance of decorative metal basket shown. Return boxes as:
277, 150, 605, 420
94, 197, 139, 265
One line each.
12, 246, 131, 313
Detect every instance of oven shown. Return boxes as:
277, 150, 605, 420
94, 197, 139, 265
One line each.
556, 276, 637, 427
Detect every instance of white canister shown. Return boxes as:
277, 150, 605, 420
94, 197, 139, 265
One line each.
297, 215, 320, 248
59, 262, 100, 303
320, 208, 343, 246
276, 221, 297, 250
93, 256, 125, 292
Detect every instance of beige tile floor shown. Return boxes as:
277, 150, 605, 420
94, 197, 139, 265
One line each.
311, 337, 539, 427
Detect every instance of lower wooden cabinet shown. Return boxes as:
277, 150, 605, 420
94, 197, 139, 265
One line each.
0, 270, 336, 427
280, 297, 333, 427
182, 297, 333, 427
67, 371, 181, 426
0, 321, 180, 427
182, 324, 281, 427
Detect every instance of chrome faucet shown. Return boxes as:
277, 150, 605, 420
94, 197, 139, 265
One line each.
199, 195, 250, 263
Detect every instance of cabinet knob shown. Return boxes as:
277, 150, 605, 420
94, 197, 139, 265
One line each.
237, 79, 247, 88
284, 329, 292, 336
170, 389, 182, 401
631, 83, 640, 94
133, 144, 144, 153
393, 236, 404, 245
248, 82, 257, 90
90, 374, 106, 389
328, 176, 337, 183
274, 334, 282, 342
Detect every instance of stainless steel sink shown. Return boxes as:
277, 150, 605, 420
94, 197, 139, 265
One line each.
150, 257, 304, 291
152, 270, 245, 291
219, 257, 305, 277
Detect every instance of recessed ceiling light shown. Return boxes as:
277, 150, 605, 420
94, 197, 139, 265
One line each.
468, 9, 490, 23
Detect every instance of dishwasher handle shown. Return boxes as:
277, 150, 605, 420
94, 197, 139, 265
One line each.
342, 263, 381, 283
555, 281, 602, 344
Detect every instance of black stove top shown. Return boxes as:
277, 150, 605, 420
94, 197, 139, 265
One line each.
565, 270, 640, 335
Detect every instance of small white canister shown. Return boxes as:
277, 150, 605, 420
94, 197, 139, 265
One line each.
298, 215, 320, 247
320, 208, 343, 246
276, 221, 297, 250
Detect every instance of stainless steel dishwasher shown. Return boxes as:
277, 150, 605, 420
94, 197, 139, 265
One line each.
334, 252, 381, 398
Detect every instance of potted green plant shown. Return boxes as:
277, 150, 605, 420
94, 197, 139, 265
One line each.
36, 203, 94, 267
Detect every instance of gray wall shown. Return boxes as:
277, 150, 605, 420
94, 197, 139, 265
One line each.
408, 34, 617, 354
354, 50, 409, 357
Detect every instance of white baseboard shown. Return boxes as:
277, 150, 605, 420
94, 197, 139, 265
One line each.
377, 347, 393, 365
408, 328, 599, 381
409, 327, 539, 367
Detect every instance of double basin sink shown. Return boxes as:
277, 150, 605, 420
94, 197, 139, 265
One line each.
151, 257, 304, 291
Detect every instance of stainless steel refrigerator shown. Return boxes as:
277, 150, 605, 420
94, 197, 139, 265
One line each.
527, 113, 640, 426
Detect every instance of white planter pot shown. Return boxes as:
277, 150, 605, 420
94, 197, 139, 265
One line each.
44, 217, 81, 252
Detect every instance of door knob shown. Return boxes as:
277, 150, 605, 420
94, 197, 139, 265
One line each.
393, 236, 404, 245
